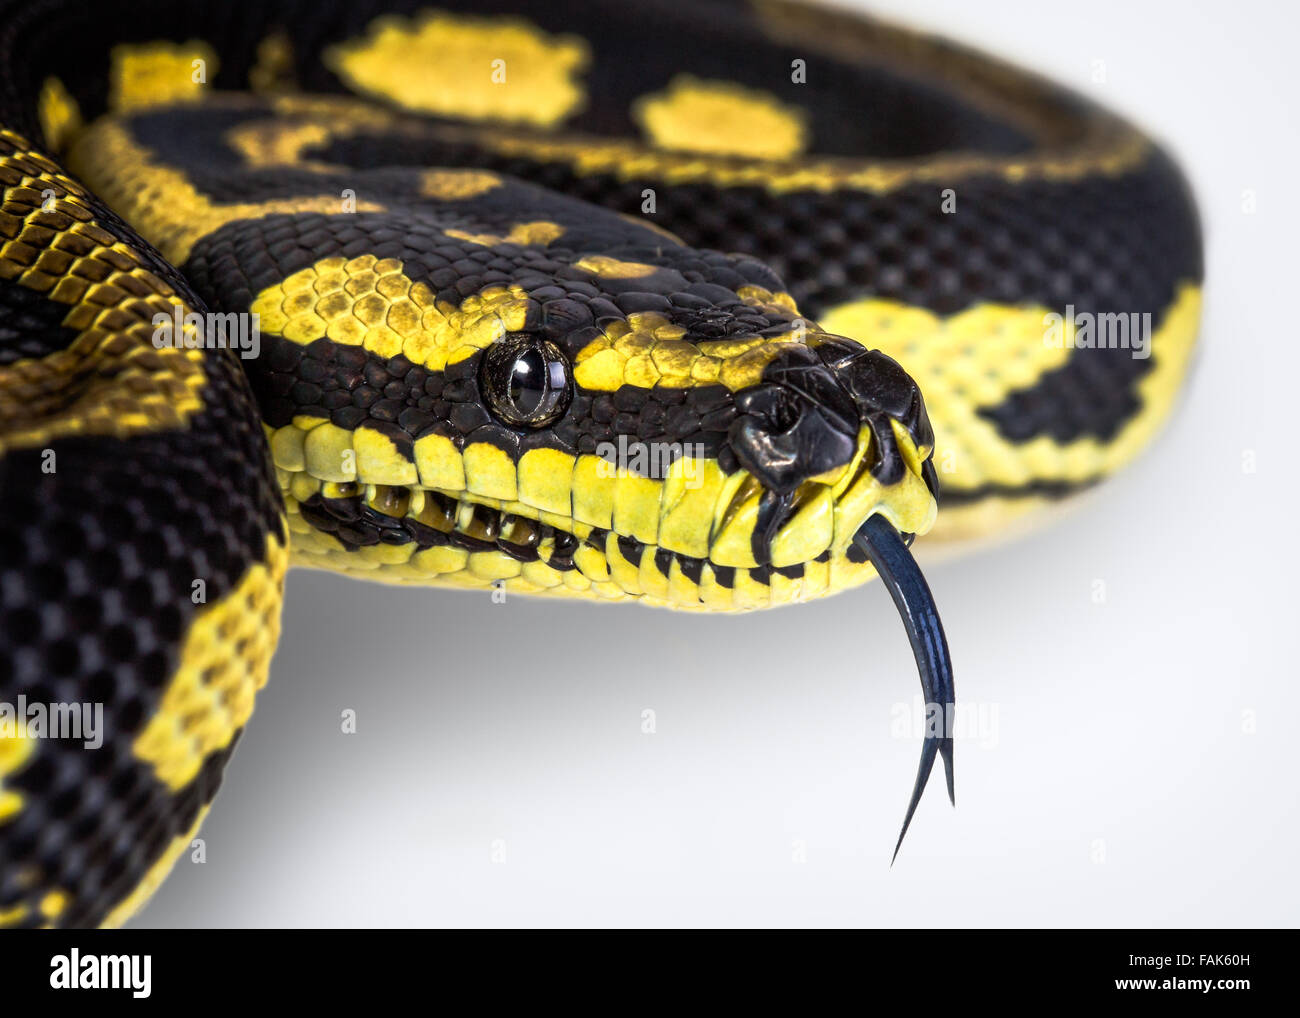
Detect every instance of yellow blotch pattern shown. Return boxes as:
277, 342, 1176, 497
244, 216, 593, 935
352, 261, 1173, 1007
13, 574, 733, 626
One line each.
37, 77, 82, 154
572, 311, 795, 393
419, 170, 503, 200
249, 30, 297, 94
325, 10, 589, 127
66, 120, 387, 264
109, 40, 218, 112
0, 132, 207, 454
471, 121, 1148, 197
132, 534, 289, 791
634, 75, 808, 160
0, 725, 35, 825
444, 220, 564, 247
222, 100, 399, 171
250, 257, 536, 373
572, 255, 659, 279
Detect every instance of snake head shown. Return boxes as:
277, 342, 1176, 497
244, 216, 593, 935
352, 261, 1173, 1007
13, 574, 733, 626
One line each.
257, 233, 941, 607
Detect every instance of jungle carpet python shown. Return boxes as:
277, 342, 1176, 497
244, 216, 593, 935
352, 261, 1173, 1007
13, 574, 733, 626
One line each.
0, 0, 1201, 927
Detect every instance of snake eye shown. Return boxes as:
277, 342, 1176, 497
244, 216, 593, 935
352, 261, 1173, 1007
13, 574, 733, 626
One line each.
480, 333, 573, 428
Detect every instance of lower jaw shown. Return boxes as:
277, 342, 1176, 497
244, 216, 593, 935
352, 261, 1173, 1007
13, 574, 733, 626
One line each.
279, 475, 892, 610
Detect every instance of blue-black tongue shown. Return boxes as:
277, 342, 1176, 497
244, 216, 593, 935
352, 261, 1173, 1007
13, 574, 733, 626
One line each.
852, 514, 956, 863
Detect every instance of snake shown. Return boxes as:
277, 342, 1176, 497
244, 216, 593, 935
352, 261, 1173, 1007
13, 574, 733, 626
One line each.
0, 0, 1201, 928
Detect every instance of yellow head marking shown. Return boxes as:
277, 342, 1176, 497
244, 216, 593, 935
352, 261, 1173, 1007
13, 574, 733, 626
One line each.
419, 169, 503, 200
572, 255, 660, 279
571, 312, 793, 393
250, 258, 536, 372
325, 10, 589, 127
444, 220, 564, 247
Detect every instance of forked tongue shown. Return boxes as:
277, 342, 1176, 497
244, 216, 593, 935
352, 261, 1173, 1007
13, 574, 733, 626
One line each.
851, 514, 955, 864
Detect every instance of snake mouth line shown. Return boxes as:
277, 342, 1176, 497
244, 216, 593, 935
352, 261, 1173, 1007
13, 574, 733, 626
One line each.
295, 473, 861, 579
289, 421, 934, 580
300, 481, 583, 563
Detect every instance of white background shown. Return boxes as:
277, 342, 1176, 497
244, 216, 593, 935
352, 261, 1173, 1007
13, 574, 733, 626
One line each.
140, 0, 1299, 927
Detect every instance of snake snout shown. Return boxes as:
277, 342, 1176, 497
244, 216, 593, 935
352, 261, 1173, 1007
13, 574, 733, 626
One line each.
812, 336, 937, 492
728, 350, 860, 495
813, 338, 934, 439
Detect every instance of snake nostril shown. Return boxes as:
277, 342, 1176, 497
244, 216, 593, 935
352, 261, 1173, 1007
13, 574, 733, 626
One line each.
728, 380, 858, 494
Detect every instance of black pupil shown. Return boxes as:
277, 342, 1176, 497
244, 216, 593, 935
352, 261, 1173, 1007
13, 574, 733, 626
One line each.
509, 348, 548, 416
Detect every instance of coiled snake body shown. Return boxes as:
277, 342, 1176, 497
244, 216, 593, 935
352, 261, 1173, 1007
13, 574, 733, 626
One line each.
0, 0, 1201, 927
